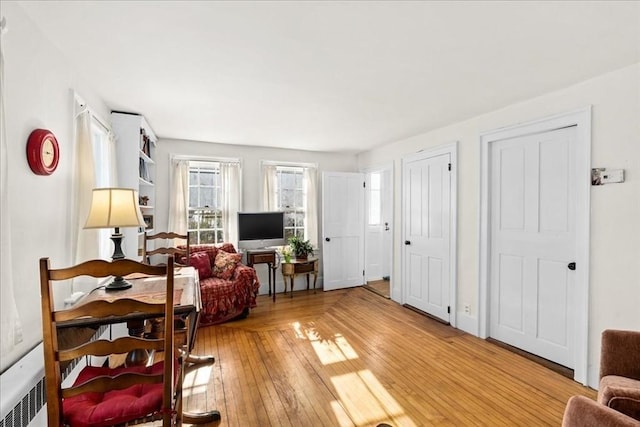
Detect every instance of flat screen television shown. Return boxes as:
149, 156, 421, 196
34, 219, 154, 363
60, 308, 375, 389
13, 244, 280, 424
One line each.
237, 211, 285, 250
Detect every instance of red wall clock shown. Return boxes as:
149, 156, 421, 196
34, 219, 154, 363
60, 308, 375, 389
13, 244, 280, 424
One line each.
26, 129, 60, 175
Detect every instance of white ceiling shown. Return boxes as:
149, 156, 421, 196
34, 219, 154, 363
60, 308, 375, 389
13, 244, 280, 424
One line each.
16, 1, 640, 153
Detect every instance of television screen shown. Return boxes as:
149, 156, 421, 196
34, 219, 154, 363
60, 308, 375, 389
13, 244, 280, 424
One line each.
237, 212, 285, 249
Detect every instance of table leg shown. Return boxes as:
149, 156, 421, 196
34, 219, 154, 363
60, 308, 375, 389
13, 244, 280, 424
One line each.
313, 273, 318, 293
268, 262, 272, 297
183, 411, 221, 424
290, 277, 294, 298
125, 320, 149, 367
306, 273, 310, 291
269, 263, 275, 302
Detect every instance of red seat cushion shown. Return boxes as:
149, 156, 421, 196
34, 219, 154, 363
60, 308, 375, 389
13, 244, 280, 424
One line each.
63, 361, 166, 427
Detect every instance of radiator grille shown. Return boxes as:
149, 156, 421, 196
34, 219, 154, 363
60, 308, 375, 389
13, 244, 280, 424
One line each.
0, 325, 109, 427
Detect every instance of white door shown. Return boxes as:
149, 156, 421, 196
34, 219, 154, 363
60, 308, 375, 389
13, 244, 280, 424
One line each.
402, 151, 451, 322
365, 167, 392, 282
322, 172, 365, 291
365, 175, 384, 282
381, 167, 392, 280
489, 126, 576, 367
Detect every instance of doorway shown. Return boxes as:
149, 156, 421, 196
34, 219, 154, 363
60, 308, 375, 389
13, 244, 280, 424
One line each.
479, 108, 591, 385
363, 165, 393, 298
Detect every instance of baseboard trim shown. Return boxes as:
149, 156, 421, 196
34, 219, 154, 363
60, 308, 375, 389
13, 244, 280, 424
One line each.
486, 337, 574, 379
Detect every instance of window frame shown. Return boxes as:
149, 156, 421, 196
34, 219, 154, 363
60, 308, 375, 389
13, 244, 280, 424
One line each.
187, 161, 224, 244
274, 165, 306, 241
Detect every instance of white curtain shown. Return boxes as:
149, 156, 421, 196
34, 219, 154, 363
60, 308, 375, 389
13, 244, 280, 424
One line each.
72, 109, 100, 264
220, 161, 241, 245
168, 159, 189, 235
0, 21, 24, 359
262, 163, 278, 210
107, 131, 118, 186
304, 166, 318, 247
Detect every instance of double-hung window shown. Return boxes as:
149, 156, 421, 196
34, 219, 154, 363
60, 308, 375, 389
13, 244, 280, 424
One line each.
188, 162, 223, 244
262, 162, 318, 246
276, 166, 305, 240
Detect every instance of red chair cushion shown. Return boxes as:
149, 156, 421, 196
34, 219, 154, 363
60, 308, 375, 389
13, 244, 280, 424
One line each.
189, 251, 213, 280
63, 361, 166, 427
212, 250, 242, 280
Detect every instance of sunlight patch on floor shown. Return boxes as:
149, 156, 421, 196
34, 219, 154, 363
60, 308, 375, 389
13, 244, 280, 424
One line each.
182, 363, 213, 397
331, 370, 415, 427
330, 400, 357, 427
292, 321, 359, 365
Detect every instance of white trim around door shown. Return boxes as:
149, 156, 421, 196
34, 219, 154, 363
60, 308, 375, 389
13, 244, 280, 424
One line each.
478, 107, 591, 385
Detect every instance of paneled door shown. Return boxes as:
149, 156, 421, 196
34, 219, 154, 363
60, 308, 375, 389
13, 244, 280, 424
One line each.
402, 151, 451, 322
322, 172, 365, 291
489, 126, 577, 368
365, 166, 392, 282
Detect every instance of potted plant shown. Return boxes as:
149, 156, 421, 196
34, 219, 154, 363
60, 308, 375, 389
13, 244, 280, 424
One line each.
279, 245, 293, 263
288, 236, 314, 259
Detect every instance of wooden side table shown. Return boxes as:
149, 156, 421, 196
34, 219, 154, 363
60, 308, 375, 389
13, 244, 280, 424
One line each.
245, 249, 278, 302
281, 257, 319, 299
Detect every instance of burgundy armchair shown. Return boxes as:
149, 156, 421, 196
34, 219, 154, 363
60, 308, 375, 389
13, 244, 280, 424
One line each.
181, 243, 260, 326
563, 329, 640, 426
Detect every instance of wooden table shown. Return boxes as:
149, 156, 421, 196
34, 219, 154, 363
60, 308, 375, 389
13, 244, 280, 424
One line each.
281, 257, 319, 299
58, 266, 220, 424
245, 249, 278, 302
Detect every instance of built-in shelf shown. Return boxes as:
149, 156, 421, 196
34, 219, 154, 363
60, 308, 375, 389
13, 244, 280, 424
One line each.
112, 112, 157, 261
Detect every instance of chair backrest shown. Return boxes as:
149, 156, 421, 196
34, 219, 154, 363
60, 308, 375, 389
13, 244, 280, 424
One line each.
39, 257, 178, 426
144, 231, 190, 266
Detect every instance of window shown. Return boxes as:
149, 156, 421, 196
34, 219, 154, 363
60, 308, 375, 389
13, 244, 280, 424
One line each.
89, 118, 115, 260
262, 162, 317, 246
188, 162, 224, 244
368, 171, 382, 226
275, 166, 305, 240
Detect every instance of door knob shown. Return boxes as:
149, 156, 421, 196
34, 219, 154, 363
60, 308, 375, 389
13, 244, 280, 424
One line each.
404, 240, 411, 245
568, 262, 576, 270
325, 237, 331, 242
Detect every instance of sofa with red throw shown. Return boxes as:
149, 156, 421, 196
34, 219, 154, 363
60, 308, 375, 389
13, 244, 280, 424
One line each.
180, 243, 260, 326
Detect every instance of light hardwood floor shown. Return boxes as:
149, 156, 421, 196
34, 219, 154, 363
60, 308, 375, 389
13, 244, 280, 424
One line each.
181, 287, 595, 426
364, 280, 390, 299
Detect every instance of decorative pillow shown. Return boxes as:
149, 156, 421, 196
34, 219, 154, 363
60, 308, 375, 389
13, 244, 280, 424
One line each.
184, 244, 219, 265
212, 250, 242, 280
189, 251, 213, 280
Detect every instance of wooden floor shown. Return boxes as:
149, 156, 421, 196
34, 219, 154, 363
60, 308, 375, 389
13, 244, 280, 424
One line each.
180, 287, 595, 426
363, 279, 390, 299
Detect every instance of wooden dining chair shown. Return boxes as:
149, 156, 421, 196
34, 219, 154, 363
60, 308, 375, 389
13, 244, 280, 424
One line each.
142, 231, 216, 367
143, 231, 190, 266
39, 257, 182, 426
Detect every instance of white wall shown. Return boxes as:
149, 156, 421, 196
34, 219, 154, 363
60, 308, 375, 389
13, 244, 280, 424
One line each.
1, 2, 110, 373
357, 63, 640, 387
155, 138, 358, 293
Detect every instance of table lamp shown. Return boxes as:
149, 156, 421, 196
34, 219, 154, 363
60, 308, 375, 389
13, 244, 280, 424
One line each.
84, 187, 146, 291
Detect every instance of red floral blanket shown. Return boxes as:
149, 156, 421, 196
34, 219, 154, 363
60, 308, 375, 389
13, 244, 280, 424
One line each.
187, 244, 260, 326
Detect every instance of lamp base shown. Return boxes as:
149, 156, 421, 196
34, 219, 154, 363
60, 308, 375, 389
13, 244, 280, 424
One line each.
105, 275, 132, 291
110, 230, 126, 260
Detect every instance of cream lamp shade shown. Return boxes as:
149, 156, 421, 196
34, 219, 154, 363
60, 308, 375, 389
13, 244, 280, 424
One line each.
84, 187, 145, 229
83, 188, 145, 291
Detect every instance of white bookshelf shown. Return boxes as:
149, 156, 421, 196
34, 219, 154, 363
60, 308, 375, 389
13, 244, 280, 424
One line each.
111, 112, 157, 260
